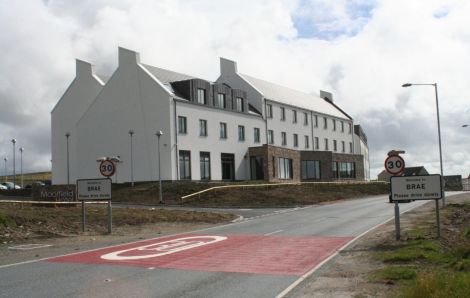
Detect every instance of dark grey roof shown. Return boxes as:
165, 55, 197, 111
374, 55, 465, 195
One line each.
142, 64, 197, 95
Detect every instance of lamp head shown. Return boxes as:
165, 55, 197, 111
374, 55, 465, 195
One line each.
402, 83, 412, 87
11, 138, 16, 144
463, 124, 469, 128
19, 147, 24, 152
129, 130, 134, 135
156, 130, 163, 137
65, 132, 70, 137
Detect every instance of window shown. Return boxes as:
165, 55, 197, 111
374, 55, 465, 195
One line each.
341, 121, 344, 132
199, 119, 207, 136
179, 150, 191, 180
293, 134, 298, 147
235, 97, 244, 112
314, 115, 318, 127
178, 116, 187, 134
250, 156, 264, 180
324, 138, 329, 150
220, 122, 227, 139
254, 128, 260, 143
197, 88, 206, 104
348, 123, 352, 134
323, 117, 328, 129
333, 140, 337, 152
217, 93, 226, 108
314, 137, 319, 149
350, 142, 353, 153
333, 119, 336, 131
238, 125, 245, 141
342, 141, 345, 152
301, 160, 321, 180
200, 152, 210, 180
332, 162, 356, 179
293, 110, 297, 123
280, 107, 286, 121
305, 135, 309, 148
268, 130, 274, 144
304, 112, 308, 125
278, 157, 293, 179
266, 104, 273, 118
281, 132, 287, 146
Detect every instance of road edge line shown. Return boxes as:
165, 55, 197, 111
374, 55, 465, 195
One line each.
275, 199, 432, 298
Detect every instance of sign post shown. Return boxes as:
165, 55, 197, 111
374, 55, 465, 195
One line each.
390, 175, 442, 238
385, 151, 406, 240
77, 178, 112, 234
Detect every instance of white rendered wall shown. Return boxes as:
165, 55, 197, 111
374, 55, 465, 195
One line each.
76, 48, 174, 182
51, 60, 104, 185
354, 134, 370, 180
175, 102, 264, 180
311, 112, 354, 154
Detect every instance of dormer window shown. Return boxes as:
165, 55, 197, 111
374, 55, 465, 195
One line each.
217, 93, 226, 108
235, 97, 244, 112
197, 88, 206, 105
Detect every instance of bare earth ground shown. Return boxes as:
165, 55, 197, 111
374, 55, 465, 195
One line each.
287, 192, 470, 298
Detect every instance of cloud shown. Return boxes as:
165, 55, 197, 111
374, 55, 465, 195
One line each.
1, 0, 469, 180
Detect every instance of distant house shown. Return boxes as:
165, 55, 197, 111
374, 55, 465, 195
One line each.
377, 166, 429, 182
444, 175, 463, 191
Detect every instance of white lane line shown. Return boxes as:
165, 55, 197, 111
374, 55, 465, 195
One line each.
275, 199, 432, 298
264, 229, 284, 236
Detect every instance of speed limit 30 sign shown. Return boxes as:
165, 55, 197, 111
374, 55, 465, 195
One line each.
100, 160, 116, 177
384, 155, 405, 176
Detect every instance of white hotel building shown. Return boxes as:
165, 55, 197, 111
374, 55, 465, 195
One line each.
51, 47, 369, 185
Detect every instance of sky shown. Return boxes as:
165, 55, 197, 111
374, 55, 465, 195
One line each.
1, 0, 469, 179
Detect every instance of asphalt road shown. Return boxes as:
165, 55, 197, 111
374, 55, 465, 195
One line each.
0, 194, 437, 298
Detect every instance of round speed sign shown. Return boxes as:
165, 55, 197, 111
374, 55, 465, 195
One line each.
99, 160, 116, 177
384, 155, 405, 175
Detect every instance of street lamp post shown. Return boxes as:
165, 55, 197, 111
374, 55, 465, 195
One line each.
19, 147, 24, 188
402, 83, 445, 207
65, 133, 70, 185
156, 130, 163, 204
129, 130, 134, 187
11, 139, 16, 188
3, 157, 7, 183
403, 83, 446, 238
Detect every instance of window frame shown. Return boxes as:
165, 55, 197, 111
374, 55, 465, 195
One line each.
199, 119, 207, 137
238, 125, 245, 141
197, 88, 206, 105
220, 122, 227, 139
178, 116, 187, 134
199, 151, 211, 180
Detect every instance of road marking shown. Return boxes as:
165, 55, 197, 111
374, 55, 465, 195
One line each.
264, 229, 283, 236
49, 234, 352, 276
275, 200, 429, 298
0, 193, 448, 270
8, 244, 52, 250
101, 236, 227, 261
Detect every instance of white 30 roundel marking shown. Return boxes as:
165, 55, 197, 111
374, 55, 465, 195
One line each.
100, 236, 227, 261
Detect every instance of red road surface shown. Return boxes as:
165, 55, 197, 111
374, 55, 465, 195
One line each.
49, 234, 352, 276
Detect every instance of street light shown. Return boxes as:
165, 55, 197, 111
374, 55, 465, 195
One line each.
65, 132, 70, 185
402, 83, 445, 207
3, 157, 7, 183
19, 147, 24, 188
156, 130, 163, 204
463, 124, 469, 128
11, 139, 16, 188
129, 130, 134, 187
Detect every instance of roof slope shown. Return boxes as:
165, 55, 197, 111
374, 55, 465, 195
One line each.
143, 64, 195, 94
239, 73, 349, 120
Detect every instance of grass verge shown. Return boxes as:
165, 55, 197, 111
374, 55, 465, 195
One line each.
369, 201, 470, 297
